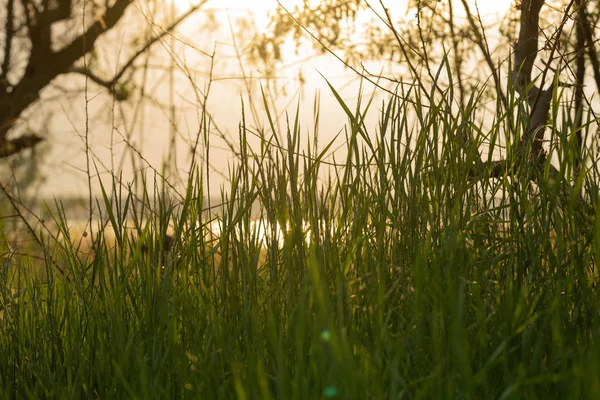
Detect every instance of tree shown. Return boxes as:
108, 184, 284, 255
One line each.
0, 0, 207, 158
256, 0, 600, 184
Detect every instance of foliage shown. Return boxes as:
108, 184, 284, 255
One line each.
256, 1, 600, 113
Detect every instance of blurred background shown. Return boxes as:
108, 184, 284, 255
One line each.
0, 0, 514, 208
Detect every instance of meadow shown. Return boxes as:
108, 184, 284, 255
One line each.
1, 72, 600, 399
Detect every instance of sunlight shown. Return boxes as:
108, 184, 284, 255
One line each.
171, 0, 277, 12
468, 0, 513, 17
170, 0, 514, 26
170, 0, 192, 11
170, 0, 513, 14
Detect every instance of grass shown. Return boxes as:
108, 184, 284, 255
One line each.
1, 71, 600, 399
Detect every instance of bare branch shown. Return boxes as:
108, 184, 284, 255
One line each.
41, 0, 72, 24
468, 159, 514, 181
458, 0, 507, 109
0, 0, 208, 154
580, 5, 600, 95
574, 0, 586, 170
51, 0, 132, 79
67, 66, 130, 100
528, 86, 553, 158
0, 0, 133, 142
512, 0, 545, 93
1, 0, 15, 86
0, 134, 43, 158
513, 0, 576, 162
106, 2, 207, 85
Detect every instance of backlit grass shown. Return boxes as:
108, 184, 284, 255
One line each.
1, 75, 600, 399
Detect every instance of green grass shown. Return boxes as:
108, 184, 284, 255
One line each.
1, 75, 600, 399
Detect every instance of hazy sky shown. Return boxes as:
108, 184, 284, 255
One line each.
29, 0, 513, 199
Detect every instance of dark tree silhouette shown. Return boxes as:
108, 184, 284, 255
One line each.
0, 0, 206, 158
257, 0, 600, 182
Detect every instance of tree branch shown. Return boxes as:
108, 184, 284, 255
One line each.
41, 0, 72, 24
1, 0, 15, 86
468, 159, 514, 181
529, 85, 553, 158
580, 5, 600, 96
574, 0, 586, 170
512, 0, 545, 94
0, 0, 133, 141
512, 1, 576, 162
51, 0, 132, 80
0, 134, 44, 158
0, 0, 208, 151
109, 2, 207, 84
458, 0, 507, 109
66, 1, 207, 100
67, 66, 130, 100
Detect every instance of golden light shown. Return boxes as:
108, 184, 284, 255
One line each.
169, 0, 514, 31
467, 0, 514, 17
171, 0, 277, 12
171, 0, 513, 20
170, 0, 195, 11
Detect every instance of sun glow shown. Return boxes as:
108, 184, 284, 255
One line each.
468, 0, 513, 17
171, 0, 278, 12
170, 0, 202, 11
170, 0, 514, 20
169, 0, 515, 30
